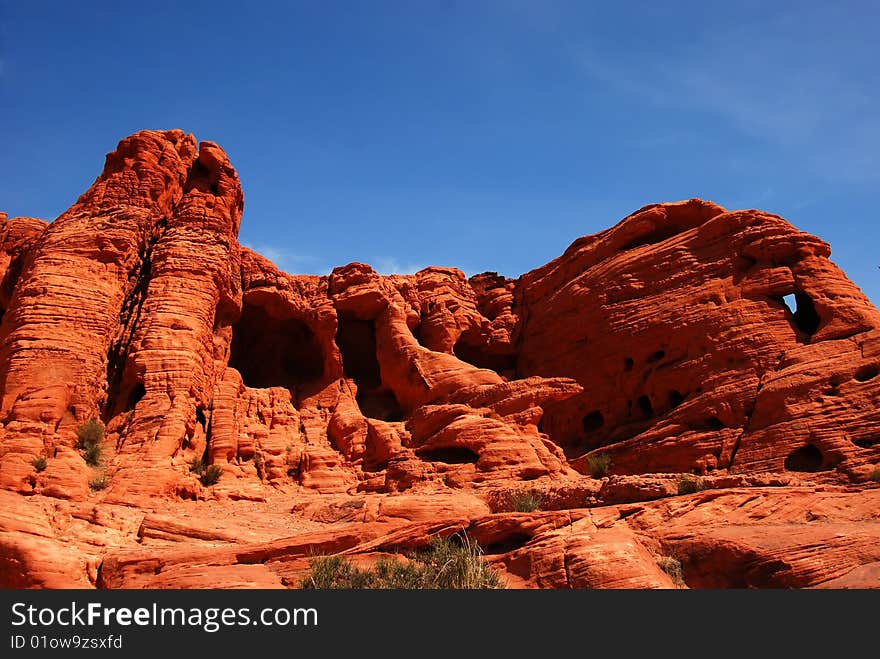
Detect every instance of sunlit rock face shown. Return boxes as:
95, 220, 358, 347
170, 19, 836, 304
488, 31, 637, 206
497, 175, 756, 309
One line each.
1, 130, 878, 590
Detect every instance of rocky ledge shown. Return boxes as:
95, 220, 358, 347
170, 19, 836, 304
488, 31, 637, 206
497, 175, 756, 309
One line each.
1, 130, 878, 588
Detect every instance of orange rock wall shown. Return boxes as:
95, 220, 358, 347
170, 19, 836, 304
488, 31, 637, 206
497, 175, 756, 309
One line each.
1, 130, 878, 505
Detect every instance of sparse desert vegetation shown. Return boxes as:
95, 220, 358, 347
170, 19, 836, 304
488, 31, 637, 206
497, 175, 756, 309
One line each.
301, 536, 503, 589
586, 452, 612, 478
75, 419, 104, 467
677, 474, 706, 495
504, 489, 544, 512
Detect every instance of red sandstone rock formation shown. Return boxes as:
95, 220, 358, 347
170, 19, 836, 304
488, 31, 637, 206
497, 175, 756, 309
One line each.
518, 199, 880, 480
1, 130, 878, 589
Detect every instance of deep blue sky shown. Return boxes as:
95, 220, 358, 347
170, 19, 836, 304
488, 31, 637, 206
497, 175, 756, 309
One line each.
2, 1, 878, 303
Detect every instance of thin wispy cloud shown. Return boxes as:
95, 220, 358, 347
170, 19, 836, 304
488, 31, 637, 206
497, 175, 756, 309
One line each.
243, 246, 462, 277
372, 257, 488, 279
727, 187, 775, 212
242, 243, 332, 275
371, 257, 433, 276
576, 7, 880, 185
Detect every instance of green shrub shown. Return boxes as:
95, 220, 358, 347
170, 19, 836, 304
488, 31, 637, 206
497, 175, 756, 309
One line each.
75, 419, 104, 446
868, 467, 880, 484
301, 536, 503, 590
677, 474, 706, 495
89, 474, 109, 491
656, 555, 685, 588
31, 455, 47, 472
370, 557, 427, 589
82, 442, 102, 466
75, 419, 104, 466
301, 555, 377, 589
200, 464, 223, 486
189, 456, 206, 475
586, 452, 612, 478
416, 536, 503, 589
505, 489, 544, 513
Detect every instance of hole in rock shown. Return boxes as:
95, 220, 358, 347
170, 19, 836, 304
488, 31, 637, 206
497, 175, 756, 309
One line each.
229, 302, 325, 400
482, 533, 532, 555
624, 357, 634, 372
854, 436, 879, 448
195, 407, 206, 430
620, 223, 682, 251
784, 444, 826, 472
582, 411, 605, 433
705, 417, 725, 430
453, 333, 517, 376
185, 159, 220, 195
792, 293, 821, 336
416, 446, 479, 464
358, 389, 404, 422
854, 364, 880, 382
336, 313, 404, 421
563, 432, 609, 459
648, 350, 666, 363
637, 395, 654, 418
669, 390, 685, 408
126, 382, 145, 411
734, 254, 758, 272
779, 292, 821, 338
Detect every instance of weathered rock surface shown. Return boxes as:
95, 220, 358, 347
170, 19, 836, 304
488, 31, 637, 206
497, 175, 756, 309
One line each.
1, 130, 878, 589
519, 199, 880, 480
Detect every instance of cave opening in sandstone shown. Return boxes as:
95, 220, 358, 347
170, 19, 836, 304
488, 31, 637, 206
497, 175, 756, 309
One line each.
620, 224, 682, 251
335, 313, 404, 422
637, 394, 654, 418
780, 292, 821, 338
854, 364, 880, 382
648, 349, 666, 363
416, 445, 479, 464
229, 302, 325, 401
185, 158, 220, 195
568, 410, 608, 456
452, 332, 517, 376
784, 444, 825, 472
126, 381, 145, 411
582, 410, 605, 433
669, 390, 685, 408
482, 532, 532, 555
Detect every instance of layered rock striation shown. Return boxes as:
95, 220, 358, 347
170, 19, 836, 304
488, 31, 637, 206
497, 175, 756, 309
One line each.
1, 130, 878, 589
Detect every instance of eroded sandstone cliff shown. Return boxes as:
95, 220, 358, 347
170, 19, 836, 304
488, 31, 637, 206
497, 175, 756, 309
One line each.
1, 130, 878, 589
